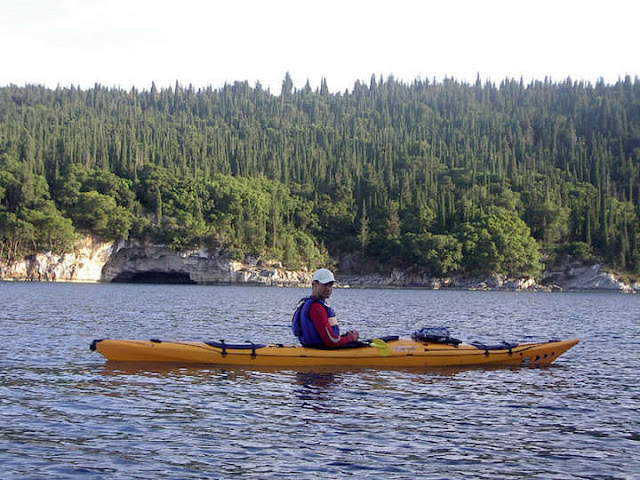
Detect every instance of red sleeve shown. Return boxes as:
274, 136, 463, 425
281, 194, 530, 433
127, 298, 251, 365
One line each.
308, 302, 351, 348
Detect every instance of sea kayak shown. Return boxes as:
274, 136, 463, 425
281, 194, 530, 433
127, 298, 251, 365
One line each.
90, 337, 579, 368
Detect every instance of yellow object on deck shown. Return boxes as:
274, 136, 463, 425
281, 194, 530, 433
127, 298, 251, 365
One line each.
90, 337, 579, 368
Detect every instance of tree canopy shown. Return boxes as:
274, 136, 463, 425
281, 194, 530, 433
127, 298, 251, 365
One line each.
1, 75, 640, 278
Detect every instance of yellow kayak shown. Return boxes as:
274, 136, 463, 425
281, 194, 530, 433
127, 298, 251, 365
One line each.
90, 337, 579, 368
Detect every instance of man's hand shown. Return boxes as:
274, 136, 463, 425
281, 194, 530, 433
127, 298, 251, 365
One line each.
346, 330, 359, 342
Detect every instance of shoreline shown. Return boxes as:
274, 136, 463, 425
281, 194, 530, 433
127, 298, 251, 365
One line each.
1, 276, 636, 294
1, 236, 637, 293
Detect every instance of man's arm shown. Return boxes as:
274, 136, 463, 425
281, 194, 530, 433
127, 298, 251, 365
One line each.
308, 302, 356, 348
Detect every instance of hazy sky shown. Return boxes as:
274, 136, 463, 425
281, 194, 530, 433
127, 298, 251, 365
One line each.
1, 0, 638, 93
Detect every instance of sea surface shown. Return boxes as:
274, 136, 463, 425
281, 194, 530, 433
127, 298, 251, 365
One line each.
1, 282, 639, 479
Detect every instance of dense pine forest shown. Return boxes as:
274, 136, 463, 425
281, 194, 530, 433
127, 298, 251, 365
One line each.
1, 74, 639, 279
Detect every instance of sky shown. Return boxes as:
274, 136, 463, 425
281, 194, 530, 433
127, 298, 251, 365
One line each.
1, 0, 638, 94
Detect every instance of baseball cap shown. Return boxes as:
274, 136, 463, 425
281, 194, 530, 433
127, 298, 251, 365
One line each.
312, 268, 335, 284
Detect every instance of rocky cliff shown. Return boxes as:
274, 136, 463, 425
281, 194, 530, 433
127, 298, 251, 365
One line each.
0, 236, 113, 282
0, 236, 637, 292
0, 236, 311, 286
101, 241, 310, 286
341, 266, 638, 292
541, 261, 638, 293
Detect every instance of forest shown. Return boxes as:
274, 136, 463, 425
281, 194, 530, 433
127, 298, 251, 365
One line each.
1, 74, 639, 279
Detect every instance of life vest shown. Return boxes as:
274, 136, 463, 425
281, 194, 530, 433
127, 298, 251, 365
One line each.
292, 297, 338, 347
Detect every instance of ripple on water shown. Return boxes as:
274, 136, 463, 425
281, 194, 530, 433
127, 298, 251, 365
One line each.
1, 284, 639, 478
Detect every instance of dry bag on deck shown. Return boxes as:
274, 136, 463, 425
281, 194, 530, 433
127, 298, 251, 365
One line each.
411, 327, 462, 345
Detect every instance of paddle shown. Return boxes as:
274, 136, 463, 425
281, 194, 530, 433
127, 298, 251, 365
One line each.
369, 338, 391, 357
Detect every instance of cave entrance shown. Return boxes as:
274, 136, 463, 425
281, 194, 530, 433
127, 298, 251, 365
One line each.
111, 271, 197, 284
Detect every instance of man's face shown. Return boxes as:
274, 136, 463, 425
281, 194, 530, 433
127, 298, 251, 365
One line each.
314, 281, 334, 300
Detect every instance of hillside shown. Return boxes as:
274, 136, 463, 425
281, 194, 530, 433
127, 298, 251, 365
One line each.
1, 75, 639, 279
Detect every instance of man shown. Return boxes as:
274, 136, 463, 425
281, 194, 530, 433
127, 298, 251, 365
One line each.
292, 268, 359, 348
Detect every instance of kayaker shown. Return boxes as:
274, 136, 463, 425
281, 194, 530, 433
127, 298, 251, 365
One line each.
292, 268, 360, 348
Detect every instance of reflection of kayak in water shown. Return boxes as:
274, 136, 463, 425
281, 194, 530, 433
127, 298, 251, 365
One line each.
90, 336, 579, 368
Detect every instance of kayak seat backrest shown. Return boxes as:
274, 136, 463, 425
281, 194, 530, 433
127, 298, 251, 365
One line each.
205, 341, 268, 349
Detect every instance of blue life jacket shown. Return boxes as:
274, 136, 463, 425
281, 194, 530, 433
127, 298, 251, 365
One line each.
292, 297, 338, 347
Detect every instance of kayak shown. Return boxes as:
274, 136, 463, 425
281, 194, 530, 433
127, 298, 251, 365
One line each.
90, 337, 579, 368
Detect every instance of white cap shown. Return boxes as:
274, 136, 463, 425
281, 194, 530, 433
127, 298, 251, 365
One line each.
312, 268, 335, 284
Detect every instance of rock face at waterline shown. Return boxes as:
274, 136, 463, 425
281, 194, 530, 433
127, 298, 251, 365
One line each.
541, 261, 637, 293
0, 236, 637, 292
101, 242, 310, 286
0, 236, 113, 283
339, 271, 542, 291
340, 266, 637, 292
0, 236, 310, 286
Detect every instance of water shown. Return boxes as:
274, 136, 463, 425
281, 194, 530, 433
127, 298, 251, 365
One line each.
1, 282, 639, 479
